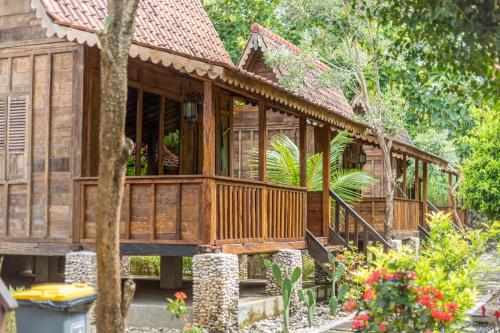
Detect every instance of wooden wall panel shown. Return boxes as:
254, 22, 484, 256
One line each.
0, 184, 4, 236
307, 191, 322, 236
7, 184, 27, 237
154, 184, 179, 239
180, 184, 201, 241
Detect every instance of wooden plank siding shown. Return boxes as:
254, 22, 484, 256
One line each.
0, 41, 81, 242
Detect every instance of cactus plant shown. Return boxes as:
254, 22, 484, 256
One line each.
325, 253, 349, 316
298, 289, 316, 327
263, 258, 302, 333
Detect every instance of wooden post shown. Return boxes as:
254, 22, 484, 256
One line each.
202, 82, 216, 245
158, 97, 165, 175
258, 102, 267, 182
160, 257, 183, 290
321, 126, 331, 237
299, 116, 307, 188
422, 161, 428, 218
414, 158, 419, 201
402, 153, 407, 197
135, 89, 143, 175
447, 172, 453, 207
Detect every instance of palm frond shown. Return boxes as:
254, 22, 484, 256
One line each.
331, 169, 376, 205
329, 131, 354, 172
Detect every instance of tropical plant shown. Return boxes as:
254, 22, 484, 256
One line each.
298, 289, 316, 327
263, 259, 302, 333
355, 212, 488, 330
324, 253, 349, 316
333, 248, 369, 301
166, 291, 201, 333
251, 131, 375, 204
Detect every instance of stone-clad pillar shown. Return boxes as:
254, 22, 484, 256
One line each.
64, 251, 97, 288
265, 249, 303, 313
192, 253, 239, 332
409, 237, 420, 254
239, 255, 248, 280
390, 239, 403, 253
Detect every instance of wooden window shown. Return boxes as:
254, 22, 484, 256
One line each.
7, 96, 27, 152
0, 97, 6, 150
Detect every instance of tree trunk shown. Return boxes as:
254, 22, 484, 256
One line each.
95, 1, 139, 333
379, 138, 395, 238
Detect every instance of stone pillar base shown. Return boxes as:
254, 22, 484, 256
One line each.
192, 253, 239, 332
265, 249, 303, 313
64, 251, 97, 288
239, 254, 248, 280
408, 237, 420, 254
390, 239, 403, 253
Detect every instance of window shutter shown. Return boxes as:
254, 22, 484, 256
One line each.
0, 97, 6, 150
8, 96, 26, 152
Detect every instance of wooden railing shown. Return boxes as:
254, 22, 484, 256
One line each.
215, 177, 306, 243
76, 176, 205, 243
306, 229, 331, 269
330, 190, 391, 256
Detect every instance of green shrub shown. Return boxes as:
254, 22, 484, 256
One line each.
355, 212, 488, 330
130, 256, 160, 276
302, 254, 315, 281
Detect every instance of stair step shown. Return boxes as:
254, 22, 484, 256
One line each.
316, 237, 329, 246
325, 244, 344, 252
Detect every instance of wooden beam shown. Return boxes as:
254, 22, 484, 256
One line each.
447, 172, 453, 207
422, 161, 428, 218
414, 158, 419, 201
402, 153, 407, 197
44, 53, 53, 237
258, 102, 267, 181
135, 89, 143, 175
158, 96, 165, 175
201, 82, 216, 244
202, 82, 215, 175
321, 126, 331, 237
299, 116, 307, 188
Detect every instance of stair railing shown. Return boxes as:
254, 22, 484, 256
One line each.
329, 190, 391, 259
305, 230, 331, 270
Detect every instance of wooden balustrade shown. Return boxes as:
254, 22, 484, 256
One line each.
76, 176, 307, 245
329, 190, 391, 257
215, 178, 306, 243
76, 176, 205, 243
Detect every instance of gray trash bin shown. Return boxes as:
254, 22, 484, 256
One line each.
13, 283, 96, 333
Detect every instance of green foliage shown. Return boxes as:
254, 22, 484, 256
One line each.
251, 131, 376, 205
164, 129, 180, 155
358, 212, 488, 329
302, 253, 316, 281
324, 253, 349, 316
263, 258, 302, 333
298, 289, 316, 327
203, 0, 282, 63
460, 106, 500, 220
127, 147, 148, 176
130, 256, 160, 276
333, 249, 369, 301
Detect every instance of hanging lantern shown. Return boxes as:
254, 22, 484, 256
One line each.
183, 91, 202, 124
359, 151, 367, 164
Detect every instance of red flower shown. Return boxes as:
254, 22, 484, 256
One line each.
406, 271, 417, 280
379, 322, 387, 331
495, 310, 500, 319
352, 312, 370, 329
416, 294, 436, 309
431, 288, 444, 300
363, 289, 375, 301
431, 310, 453, 322
174, 291, 187, 300
481, 305, 486, 317
366, 270, 385, 285
423, 330, 434, 333
444, 302, 458, 314
343, 300, 358, 312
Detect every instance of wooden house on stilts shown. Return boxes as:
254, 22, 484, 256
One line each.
0, 0, 461, 303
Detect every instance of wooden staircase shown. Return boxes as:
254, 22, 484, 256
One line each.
306, 190, 392, 274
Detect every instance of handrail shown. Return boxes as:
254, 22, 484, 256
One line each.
305, 230, 331, 270
418, 225, 430, 242
329, 189, 392, 250
426, 200, 464, 234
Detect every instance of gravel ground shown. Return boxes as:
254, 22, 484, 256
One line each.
240, 303, 350, 333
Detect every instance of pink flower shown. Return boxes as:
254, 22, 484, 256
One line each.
366, 270, 385, 285
174, 291, 187, 301
379, 322, 387, 331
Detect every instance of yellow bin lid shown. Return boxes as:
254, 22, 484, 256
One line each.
13, 283, 95, 301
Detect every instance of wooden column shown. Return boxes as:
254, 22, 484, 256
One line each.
414, 158, 419, 201
447, 172, 453, 207
158, 97, 165, 175
422, 161, 428, 218
135, 89, 143, 175
299, 116, 307, 188
402, 153, 407, 197
202, 82, 216, 244
160, 257, 183, 290
258, 102, 267, 181
321, 126, 331, 237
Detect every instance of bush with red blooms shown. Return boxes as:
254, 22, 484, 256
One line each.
346, 269, 459, 332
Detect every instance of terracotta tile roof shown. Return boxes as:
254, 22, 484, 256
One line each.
39, 0, 233, 66
239, 23, 354, 119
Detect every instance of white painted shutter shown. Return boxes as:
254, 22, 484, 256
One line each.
0, 97, 6, 150
8, 96, 26, 152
